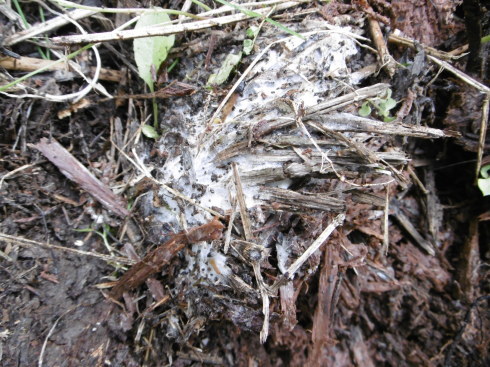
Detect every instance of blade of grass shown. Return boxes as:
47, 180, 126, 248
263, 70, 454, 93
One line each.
168, 58, 179, 72
213, 0, 304, 39
39, 6, 51, 59
0, 43, 93, 92
12, 0, 49, 59
189, 0, 212, 12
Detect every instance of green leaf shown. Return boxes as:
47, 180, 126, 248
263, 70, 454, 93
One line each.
384, 97, 397, 111
477, 178, 490, 196
378, 98, 397, 117
383, 115, 396, 122
246, 26, 259, 39
133, 9, 175, 91
207, 52, 242, 85
480, 164, 490, 179
358, 102, 372, 117
243, 39, 254, 55
142, 124, 160, 139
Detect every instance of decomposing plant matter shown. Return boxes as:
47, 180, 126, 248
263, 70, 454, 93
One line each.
2, 1, 487, 365
109, 218, 224, 300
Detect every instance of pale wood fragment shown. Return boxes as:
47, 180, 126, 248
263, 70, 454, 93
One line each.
0, 56, 124, 82
259, 186, 345, 213
232, 163, 253, 241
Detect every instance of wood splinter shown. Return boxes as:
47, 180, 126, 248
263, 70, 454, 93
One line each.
109, 218, 224, 300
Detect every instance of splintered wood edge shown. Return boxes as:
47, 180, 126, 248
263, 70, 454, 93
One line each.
232, 163, 253, 241
270, 212, 346, 291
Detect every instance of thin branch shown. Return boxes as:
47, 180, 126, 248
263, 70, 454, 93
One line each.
51, 1, 303, 44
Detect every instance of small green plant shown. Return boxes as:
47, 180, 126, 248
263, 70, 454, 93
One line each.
141, 124, 160, 139
133, 8, 175, 131
75, 224, 115, 256
207, 25, 262, 86
207, 52, 243, 86
243, 26, 259, 55
477, 164, 490, 196
358, 88, 398, 122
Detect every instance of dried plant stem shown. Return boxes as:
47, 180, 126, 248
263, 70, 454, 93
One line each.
388, 33, 462, 61
427, 55, 490, 94
368, 16, 396, 77
5, 8, 95, 46
425, 55, 490, 181
0, 55, 123, 82
0, 232, 134, 265
51, 1, 303, 45
271, 213, 345, 291
476, 96, 489, 182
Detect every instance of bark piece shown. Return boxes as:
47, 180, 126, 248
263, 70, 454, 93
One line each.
259, 186, 345, 213
109, 218, 224, 300
308, 244, 340, 366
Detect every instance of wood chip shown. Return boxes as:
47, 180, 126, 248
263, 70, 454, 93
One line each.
31, 138, 130, 218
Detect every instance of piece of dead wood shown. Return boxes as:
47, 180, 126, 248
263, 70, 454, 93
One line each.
279, 281, 298, 330
423, 168, 443, 248
109, 218, 224, 300
176, 351, 224, 365
307, 244, 341, 366
391, 199, 435, 256
259, 186, 345, 213
271, 212, 345, 291
457, 218, 480, 301
366, 12, 396, 77
0, 56, 124, 82
31, 137, 130, 218
309, 113, 457, 139
350, 190, 385, 206
308, 120, 407, 185
232, 162, 253, 241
